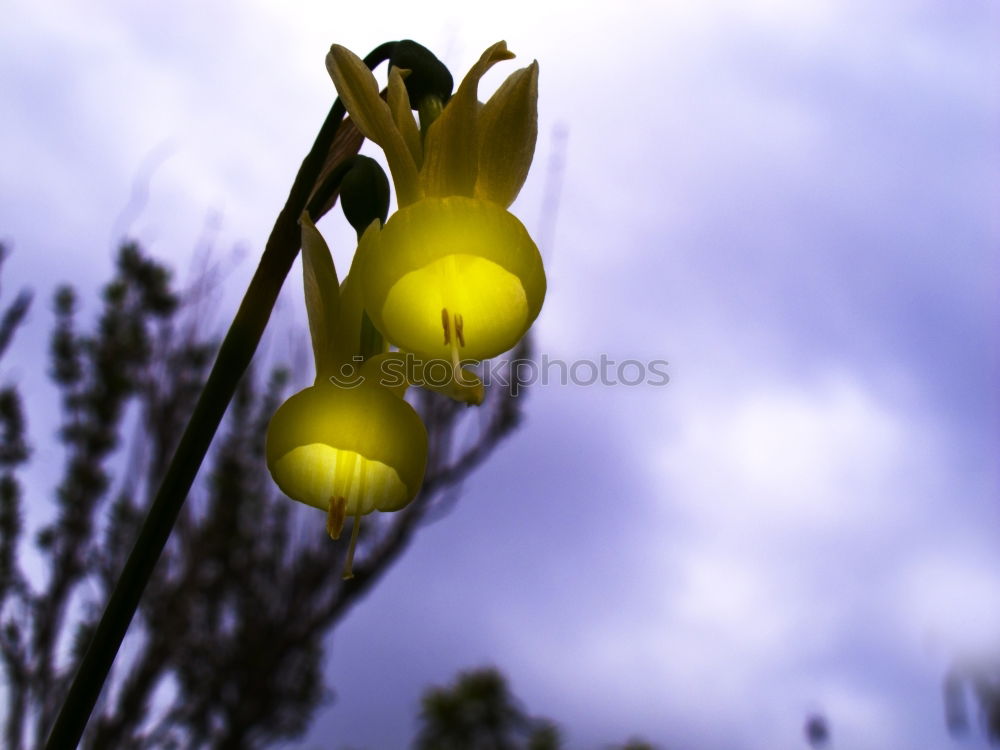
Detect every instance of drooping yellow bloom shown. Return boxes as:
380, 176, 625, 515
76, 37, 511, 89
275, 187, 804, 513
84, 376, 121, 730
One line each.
265, 372, 428, 578
356, 203, 544, 362
326, 42, 545, 364
266, 217, 429, 578
265, 378, 427, 518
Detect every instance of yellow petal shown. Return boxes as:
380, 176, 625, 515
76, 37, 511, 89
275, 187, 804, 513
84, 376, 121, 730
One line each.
300, 212, 340, 381
424, 364, 485, 405
420, 41, 515, 197
474, 61, 539, 207
388, 66, 423, 167
326, 45, 421, 205
330, 219, 380, 369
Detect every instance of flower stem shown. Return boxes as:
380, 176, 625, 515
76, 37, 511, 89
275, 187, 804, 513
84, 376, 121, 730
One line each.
417, 94, 444, 137
44, 42, 399, 750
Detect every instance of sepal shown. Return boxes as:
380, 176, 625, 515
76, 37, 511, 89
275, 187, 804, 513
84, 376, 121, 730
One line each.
388, 67, 423, 166
475, 61, 539, 207
326, 45, 421, 205
300, 212, 340, 381
420, 41, 515, 198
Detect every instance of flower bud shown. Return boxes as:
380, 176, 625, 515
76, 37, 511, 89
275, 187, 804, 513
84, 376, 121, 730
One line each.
389, 40, 453, 106
340, 155, 390, 236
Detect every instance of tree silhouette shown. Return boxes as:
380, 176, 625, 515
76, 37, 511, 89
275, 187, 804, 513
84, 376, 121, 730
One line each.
414, 667, 562, 750
413, 666, 660, 750
0, 241, 530, 749
944, 653, 1000, 744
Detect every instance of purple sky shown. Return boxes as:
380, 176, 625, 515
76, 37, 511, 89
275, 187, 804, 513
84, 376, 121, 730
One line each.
2, 1, 999, 748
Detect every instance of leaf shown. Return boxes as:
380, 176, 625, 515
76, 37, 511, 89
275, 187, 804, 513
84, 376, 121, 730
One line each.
300, 212, 340, 380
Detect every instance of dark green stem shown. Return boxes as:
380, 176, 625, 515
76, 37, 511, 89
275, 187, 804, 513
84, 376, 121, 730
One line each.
44, 42, 398, 750
417, 94, 444, 138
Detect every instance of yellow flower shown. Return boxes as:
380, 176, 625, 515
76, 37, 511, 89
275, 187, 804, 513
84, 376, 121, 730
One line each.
265, 379, 427, 517
265, 370, 428, 578
326, 42, 545, 363
267, 217, 428, 578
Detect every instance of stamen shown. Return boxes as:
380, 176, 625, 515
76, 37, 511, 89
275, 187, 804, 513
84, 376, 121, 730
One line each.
441, 307, 451, 345
342, 508, 363, 580
454, 313, 465, 348
326, 496, 346, 539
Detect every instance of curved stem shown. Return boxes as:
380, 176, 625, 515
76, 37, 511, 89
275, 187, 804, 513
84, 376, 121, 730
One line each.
44, 41, 398, 750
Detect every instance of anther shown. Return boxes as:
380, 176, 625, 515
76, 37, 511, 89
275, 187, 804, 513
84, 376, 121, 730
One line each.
441, 307, 451, 345
454, 313, 465, 348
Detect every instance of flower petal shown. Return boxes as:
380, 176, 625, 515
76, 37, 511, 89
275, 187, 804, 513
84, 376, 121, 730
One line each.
330, 219, 380, 369
420, 41, 515, 197
300, 211, 340, 381
326, 45, 421, 205
388, 66, 423, 167
474, 61, 539, 207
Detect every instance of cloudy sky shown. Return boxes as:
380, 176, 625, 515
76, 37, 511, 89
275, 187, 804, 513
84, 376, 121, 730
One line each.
2, 1, 999, 748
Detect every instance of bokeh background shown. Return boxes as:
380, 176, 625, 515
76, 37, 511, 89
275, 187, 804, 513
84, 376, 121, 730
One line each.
2, 1, 998, 748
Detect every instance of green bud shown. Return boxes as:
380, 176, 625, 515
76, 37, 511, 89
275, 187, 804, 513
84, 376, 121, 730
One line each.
340, 155, 390, 236
390, 40, 453, 106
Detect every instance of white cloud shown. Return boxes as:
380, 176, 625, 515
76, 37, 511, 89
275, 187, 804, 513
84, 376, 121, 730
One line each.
536, 369, 992, 746
656, 374, 908, 534
895, 551, 1000, 654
